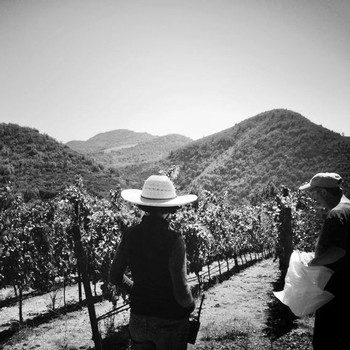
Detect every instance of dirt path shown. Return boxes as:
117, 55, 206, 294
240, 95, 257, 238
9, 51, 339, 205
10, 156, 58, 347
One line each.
200, 259, 276, 328
193, 258, 314, 350
191, 258, 278, 349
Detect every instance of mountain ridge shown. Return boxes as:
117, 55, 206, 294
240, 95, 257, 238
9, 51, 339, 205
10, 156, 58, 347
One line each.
164, 109, 350, 203
116, 109, 350, 204
2, 109, 349, 204
66, 129, 156, 153
67, 132, 193, 168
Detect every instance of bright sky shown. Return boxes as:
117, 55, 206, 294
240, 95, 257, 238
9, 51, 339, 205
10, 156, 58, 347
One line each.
1, 0, 350, 143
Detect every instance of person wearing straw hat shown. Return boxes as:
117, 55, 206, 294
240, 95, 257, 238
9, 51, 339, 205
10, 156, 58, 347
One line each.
299, 172, 350, 350
109, 175, 197, 350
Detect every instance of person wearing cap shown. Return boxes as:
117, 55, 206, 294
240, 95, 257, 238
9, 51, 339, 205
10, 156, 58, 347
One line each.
109, 175, 197, 350
299, 172, 350, 350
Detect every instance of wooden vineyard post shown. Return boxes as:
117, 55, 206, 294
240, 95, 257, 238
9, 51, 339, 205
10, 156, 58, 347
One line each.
72, 203, 103, 350
278, 205, 293, 277
72, 223, 103, 350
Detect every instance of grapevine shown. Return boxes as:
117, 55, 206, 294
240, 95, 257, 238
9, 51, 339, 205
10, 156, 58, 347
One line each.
0, 177, 320, 328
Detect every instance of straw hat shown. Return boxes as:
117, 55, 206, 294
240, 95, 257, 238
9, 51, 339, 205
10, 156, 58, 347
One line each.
121, 175, 197, 207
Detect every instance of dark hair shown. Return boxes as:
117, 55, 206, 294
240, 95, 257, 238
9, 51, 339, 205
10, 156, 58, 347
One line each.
137, 205, 180, 214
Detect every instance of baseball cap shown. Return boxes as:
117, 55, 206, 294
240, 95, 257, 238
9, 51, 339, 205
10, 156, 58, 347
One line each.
299, 172, 343, 191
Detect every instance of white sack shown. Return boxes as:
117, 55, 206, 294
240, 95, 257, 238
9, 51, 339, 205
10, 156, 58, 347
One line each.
273, 250, 334, 317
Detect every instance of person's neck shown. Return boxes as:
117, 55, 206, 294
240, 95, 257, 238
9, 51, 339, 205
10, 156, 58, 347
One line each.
146, 212, 167, 219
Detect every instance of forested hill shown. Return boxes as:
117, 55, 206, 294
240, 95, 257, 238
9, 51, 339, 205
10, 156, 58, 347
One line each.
66, 130, 193, 168
2, 110, 350, 204
0, 123, 120, 200
66, 129, 156, 153
133, 109, 350, 204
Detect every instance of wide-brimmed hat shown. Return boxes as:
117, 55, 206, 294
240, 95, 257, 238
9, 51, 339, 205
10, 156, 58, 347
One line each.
121, 175, 197, 207
299, 172, 342, 191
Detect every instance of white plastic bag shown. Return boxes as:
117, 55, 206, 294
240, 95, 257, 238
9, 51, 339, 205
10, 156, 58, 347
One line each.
273, 250, 334, 317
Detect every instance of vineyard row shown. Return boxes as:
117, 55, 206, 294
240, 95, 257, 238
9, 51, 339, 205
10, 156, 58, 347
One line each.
0, 177, 320, 326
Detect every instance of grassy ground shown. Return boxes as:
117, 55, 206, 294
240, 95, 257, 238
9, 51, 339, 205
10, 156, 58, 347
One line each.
1, 258, 314, 349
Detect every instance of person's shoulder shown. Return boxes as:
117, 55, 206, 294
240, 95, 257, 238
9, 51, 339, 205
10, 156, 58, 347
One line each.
334, 200, 350, 212
123, 222, 142, 237
328, 201, 350, 220
124, 224, 136, 233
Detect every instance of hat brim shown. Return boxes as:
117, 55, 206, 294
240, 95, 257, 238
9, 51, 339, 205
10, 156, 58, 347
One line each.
299, 183, 312, 191
121, 189, 197, 207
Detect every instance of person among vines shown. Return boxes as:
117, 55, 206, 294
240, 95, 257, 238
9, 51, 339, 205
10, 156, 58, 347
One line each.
299, 172, 350, 350
109, 174, 197, 350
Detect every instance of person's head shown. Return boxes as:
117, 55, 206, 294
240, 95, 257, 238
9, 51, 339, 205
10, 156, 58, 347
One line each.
120, 174, 197, 214
299, 172, 343, 209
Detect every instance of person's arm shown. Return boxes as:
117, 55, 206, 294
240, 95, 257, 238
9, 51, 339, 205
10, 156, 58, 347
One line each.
109, 239, 134, 294
309, 246, 346, 266
309, 214, 347, 267
169, 236, 195, 311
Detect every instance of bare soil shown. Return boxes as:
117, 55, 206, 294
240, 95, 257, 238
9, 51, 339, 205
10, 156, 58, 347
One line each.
192, 258, 314, 350
0, 258, 314, 350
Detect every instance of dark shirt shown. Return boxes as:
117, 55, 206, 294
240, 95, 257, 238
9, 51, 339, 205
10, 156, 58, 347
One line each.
110, 215, 193, 319
316, 201, 350, 297
312, 200, 350, 348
